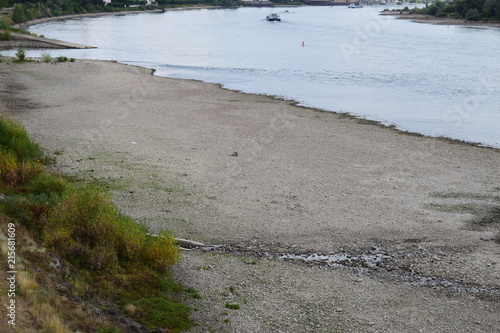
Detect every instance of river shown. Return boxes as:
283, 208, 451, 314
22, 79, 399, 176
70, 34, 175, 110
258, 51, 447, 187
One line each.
5, 5, 500, 148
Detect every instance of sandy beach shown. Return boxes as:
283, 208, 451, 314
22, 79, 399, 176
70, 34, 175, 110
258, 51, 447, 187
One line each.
1, 59, 499, 332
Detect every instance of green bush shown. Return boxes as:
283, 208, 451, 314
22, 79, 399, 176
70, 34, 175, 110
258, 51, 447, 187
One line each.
0, 117, 41, 161
0, 151, 43, 188
44, 186, 122, 270
16, 48, 26, 61
43, 185, 179, 271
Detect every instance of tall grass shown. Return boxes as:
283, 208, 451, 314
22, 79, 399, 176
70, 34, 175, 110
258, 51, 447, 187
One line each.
0, 117, 41, 160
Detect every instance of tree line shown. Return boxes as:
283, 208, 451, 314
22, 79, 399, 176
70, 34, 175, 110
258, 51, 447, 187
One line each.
2, 0, 244, 24
411, 0, 500, 21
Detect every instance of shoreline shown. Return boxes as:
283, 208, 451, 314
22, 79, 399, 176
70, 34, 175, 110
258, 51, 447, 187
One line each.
380, 11, 500, 27
13, 6, 224, 29
1, 58, 499, 332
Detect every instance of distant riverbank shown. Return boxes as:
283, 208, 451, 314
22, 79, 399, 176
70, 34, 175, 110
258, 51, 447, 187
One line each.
13, 6, 217, 29
380, 10, 500, 27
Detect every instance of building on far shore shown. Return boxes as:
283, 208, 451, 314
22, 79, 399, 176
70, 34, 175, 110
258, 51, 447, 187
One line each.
305, 0, 350, 5
241, 0, 275, 7
102, 0, 157, 5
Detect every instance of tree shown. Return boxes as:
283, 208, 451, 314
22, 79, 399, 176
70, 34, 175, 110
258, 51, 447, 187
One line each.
465, 7, 483, 20
11, 4, 27, 23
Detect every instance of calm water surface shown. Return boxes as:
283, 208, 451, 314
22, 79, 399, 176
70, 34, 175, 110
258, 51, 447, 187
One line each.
9, 6, 500, 147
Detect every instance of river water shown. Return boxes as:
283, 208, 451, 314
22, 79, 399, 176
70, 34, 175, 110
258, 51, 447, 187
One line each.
6, 6, 500, 148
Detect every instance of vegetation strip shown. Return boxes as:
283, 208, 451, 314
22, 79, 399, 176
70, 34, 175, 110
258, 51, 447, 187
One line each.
0, 116, 196, 332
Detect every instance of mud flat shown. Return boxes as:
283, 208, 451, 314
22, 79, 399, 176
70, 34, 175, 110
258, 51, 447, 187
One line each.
0, 59, 499, 332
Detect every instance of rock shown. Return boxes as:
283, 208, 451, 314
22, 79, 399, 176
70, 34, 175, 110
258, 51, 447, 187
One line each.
49, 258, 61, 269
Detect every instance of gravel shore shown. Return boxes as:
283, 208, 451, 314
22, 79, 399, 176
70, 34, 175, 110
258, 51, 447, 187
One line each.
1, 59, 499, 332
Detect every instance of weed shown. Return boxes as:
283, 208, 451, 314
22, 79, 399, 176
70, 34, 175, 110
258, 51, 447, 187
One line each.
229, 286, 235, 293
123, 303, 137, 316
17, 271, 38, 295
0, 30, 12, 40
41, 51, 52, 63
41, 315, 70, 333
140, 231, 179, 272
225, 303, 240, 310
56, 56, 68, 63
0, 152, 43, 188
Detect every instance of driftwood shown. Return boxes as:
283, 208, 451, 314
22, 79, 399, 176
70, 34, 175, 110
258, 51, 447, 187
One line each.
147, 233, 205, 246
175, 238, 205, 247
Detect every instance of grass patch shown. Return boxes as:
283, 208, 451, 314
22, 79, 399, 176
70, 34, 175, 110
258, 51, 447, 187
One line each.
225, 303, 240, 310
132, 297, 193, 332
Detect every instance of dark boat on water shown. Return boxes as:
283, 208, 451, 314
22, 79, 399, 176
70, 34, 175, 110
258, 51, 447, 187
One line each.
266, 13, 281, 21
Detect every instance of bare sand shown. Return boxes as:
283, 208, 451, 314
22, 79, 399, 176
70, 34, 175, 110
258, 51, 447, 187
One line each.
1, 59, 499, 332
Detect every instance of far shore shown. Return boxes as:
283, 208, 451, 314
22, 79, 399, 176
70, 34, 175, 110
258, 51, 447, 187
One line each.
12, 6, 221, 29
381, 10, 500, 27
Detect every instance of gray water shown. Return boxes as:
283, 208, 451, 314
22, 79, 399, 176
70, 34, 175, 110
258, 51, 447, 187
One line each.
7, 6, 500, 148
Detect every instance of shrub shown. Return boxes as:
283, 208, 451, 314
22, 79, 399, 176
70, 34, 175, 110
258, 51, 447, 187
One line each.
44, 187, 121, 270
15, 48, 26, 61
56, 56, 68, 63
0, 30, 12, 40
465, 8, 482, 21
140, 232, 179, 272
435, 9, 447, 17
26, 172, 67, 196
43, 186, 179, 272
114, 214, 147, 261
41, 52, 52, 63
0, 152, 43, 188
